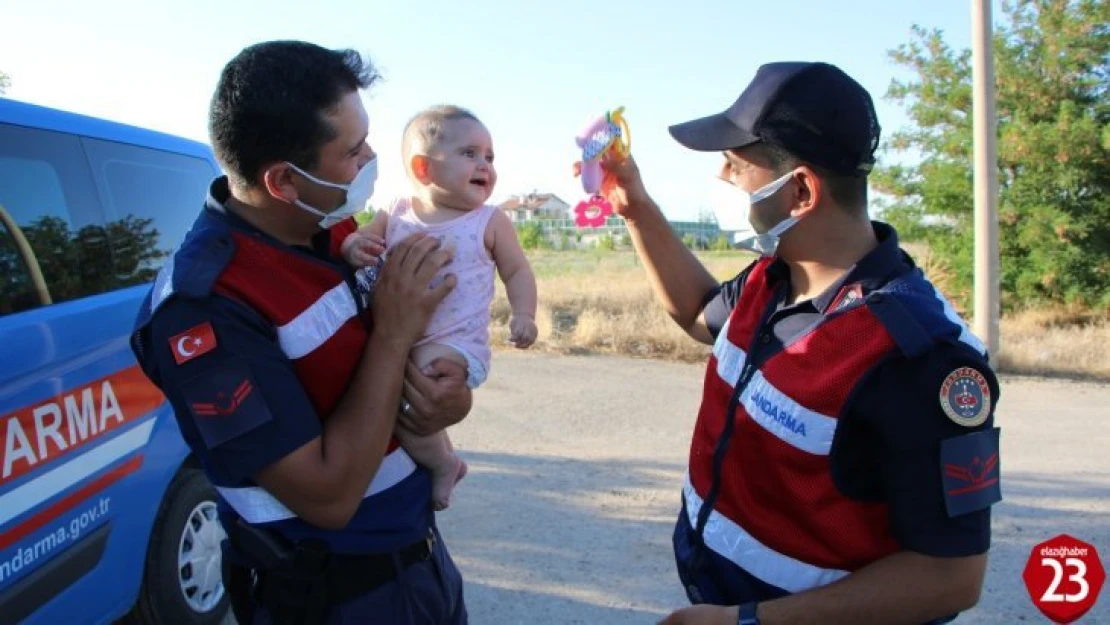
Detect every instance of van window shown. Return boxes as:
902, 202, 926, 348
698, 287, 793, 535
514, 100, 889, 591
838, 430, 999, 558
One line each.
0, 124, 107, 316
82, 138, 214, 285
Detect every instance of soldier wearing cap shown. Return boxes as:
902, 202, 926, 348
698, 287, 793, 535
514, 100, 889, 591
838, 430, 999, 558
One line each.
600, 62, 1002, 625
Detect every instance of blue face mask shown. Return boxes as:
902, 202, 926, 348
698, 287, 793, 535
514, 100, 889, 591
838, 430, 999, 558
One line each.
713, 170, 800, 256
287, 157, 378, 229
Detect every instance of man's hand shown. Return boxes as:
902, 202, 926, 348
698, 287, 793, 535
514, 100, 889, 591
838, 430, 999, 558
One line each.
250, 232, 454, 529
657, 604, 738, 625
509, 314, 537, 348
599, 152, 653, 220
400, 358, 472, 435
371, 233, 455, 352
572, 152, 654, 219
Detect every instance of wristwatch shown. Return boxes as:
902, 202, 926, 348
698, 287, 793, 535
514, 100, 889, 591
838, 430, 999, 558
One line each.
737, 602, 760, 625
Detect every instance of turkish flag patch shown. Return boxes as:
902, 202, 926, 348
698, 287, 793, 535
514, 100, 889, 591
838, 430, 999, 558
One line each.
169, 322, 218, 365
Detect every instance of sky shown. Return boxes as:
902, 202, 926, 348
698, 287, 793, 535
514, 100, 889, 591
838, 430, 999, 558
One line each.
1, 0, 999, 221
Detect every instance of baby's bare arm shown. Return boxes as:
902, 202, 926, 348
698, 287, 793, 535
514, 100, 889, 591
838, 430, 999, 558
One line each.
486, 210, 538, 348
342, 210, 389, 266
487, 210, 537, 319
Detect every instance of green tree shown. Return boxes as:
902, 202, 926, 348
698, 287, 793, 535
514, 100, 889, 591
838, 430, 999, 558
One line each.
711, 234, 732, 251
1, 215, 167, 314
0, 71, 9, 95
873, 0, 1110, 310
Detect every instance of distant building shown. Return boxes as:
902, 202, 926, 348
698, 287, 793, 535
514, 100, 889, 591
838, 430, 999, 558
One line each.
496, 191, 736, 250
498, 192, 571, 222
668, 220, 724, 249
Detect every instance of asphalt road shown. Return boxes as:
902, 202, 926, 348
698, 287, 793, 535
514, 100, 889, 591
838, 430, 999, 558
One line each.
437, 351, 1109, 624
214, 351, 1109, 624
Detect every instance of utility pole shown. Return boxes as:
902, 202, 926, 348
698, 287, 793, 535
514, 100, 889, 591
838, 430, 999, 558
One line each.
972, 0, 1000, 367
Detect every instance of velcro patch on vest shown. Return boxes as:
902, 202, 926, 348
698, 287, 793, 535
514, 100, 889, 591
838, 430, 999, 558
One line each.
181, 360, 272, 448
940, 427, 1001, 517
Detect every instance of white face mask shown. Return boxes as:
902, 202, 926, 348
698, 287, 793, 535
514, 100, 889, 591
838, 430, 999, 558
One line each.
710, 170, 800, 256
286, 157, 378, 229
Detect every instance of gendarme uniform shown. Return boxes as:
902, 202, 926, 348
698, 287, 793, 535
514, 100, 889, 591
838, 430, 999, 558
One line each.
131, 177, 466, 625
664, 62, 1003, 625
675, 223, 1001, 624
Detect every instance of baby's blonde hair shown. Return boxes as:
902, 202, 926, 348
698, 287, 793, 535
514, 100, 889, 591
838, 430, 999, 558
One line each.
402, 104, 482, 178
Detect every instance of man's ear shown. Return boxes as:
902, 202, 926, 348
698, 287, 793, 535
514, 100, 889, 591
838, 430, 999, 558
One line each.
411, 155, 432, 184
791, 166, 822, 218
262, 162, 299, 203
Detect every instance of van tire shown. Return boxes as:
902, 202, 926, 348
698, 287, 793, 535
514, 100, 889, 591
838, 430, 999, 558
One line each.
126, 468, 229, 625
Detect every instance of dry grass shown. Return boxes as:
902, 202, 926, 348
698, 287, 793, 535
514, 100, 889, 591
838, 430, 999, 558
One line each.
999, 307, 1110, 380
489, 250, 1110, 381
490, 250, 746, 363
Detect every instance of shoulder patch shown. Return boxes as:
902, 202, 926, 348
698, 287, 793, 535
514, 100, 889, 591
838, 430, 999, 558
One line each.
941, 427, 1002, 517
939, 366, 992, 427
180, 360, 272, 448
169, 322, 218, 365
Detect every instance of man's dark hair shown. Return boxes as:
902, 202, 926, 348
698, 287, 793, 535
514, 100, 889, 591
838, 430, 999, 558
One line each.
764, 144, 869, 213
208, 40, 381, 188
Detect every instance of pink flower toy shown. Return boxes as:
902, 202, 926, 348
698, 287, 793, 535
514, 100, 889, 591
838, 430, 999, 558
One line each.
574, 195, 612, 228
572, 107, 631, 228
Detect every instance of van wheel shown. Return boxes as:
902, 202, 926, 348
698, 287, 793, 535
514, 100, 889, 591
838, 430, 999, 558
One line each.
127, 468, 229, 625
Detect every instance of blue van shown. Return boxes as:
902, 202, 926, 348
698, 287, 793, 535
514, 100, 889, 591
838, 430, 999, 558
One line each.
0, 97, 230, 625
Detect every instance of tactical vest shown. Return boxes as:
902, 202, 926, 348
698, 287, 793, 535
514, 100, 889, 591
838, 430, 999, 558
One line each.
683, 257, 982, 594
134, 208, 428, 551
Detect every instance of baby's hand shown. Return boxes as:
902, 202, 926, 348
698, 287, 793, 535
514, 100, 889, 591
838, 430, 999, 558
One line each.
341, 232, 386, 267
509, 314, 537, 349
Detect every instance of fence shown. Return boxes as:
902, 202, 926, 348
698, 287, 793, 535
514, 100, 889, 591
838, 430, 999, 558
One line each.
513, 218, 729, 250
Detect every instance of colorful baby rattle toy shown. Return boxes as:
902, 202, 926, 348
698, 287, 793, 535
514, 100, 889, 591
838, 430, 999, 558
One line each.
572, 106, 631, 228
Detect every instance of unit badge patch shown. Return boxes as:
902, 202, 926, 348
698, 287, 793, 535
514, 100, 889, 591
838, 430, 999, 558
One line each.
939, 366, 992, 427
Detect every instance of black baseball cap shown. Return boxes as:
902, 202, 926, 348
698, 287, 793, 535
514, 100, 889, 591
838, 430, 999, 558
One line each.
668, 62, 881, 177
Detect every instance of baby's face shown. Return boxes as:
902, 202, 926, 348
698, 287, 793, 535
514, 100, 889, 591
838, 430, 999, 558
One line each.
422, 119, 497, 211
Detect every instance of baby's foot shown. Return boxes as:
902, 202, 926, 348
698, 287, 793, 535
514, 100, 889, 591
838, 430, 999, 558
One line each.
432, 455, 468, 511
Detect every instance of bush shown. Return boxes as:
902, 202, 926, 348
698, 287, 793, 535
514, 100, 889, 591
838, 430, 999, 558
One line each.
516, 222, 546, 251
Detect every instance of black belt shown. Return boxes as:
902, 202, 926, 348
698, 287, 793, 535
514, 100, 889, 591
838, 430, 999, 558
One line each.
224, 521, 438, 625
300, 529, 437, 602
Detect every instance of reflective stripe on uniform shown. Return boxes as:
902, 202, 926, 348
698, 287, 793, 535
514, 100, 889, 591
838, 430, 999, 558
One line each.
712, 329, 838, 456
275, 282, 360, 360
683, 475, 849, 593
217, 447, 417, 524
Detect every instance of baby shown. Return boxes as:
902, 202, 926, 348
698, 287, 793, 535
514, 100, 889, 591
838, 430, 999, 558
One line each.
341, 104, 538, 510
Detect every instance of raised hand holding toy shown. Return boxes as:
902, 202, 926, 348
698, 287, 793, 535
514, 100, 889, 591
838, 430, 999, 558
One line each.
572, 107, 631, 228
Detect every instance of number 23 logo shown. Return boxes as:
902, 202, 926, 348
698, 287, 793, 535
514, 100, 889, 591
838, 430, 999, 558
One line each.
1041, 557, 1090, 603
